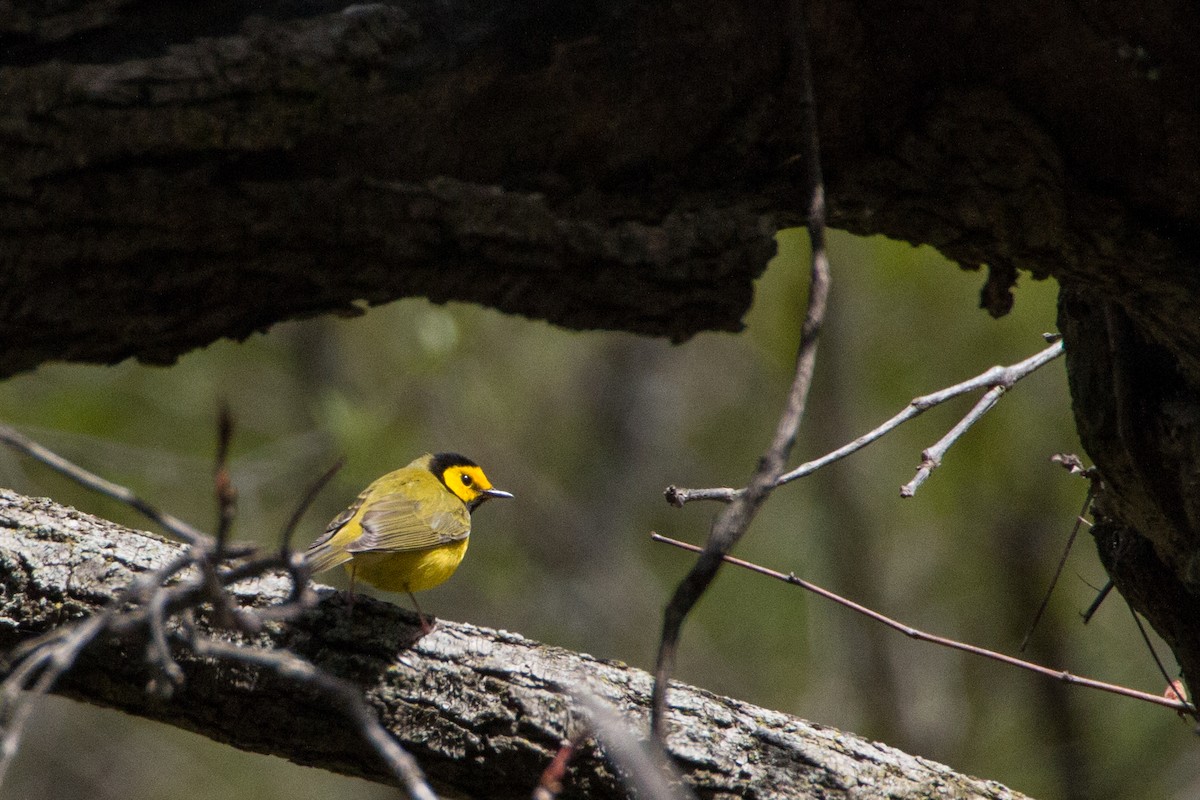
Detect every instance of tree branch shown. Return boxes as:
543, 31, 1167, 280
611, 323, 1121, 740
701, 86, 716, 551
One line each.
0, 489, 1033, 800
665, 338, 1065, 506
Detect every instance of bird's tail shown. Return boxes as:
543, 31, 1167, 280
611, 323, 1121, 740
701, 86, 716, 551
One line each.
304, 538, 353, 574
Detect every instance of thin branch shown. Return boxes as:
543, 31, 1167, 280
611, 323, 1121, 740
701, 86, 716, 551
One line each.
0, 614, 110, 788
575, 693, 696, 800
1082, 580, 1115, 623
146, 586, 185, 695
900, 385, 1004, 496
0, 544, 198, 773
666, 338, 1066, 506
650, 0, 829, 739
0, 424, 212, 547
651, 533, 1195, 714
1125, 601, 1197, 723
280, 457, 343, 555
192, 639, 440, 800
213, 403, 238, 556
1021, 484, 1094, 651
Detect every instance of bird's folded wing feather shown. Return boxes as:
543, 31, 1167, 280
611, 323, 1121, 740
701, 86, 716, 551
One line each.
303, 489, 371, 572
349, 494, 470, 553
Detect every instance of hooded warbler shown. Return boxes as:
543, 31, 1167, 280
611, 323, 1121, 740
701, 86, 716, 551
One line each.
305, 452, 511, 623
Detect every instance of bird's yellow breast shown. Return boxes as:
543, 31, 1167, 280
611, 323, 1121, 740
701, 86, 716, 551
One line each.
344, 537, 469, 594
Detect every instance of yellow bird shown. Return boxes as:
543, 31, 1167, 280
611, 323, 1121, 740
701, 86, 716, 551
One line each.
305, 452, 511, 626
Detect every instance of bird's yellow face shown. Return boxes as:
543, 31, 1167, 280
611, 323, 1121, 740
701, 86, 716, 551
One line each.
428, 452, 513, 511
440, 464, 497, 505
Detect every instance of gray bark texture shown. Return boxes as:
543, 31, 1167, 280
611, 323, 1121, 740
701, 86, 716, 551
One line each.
0, 489, 1030, 799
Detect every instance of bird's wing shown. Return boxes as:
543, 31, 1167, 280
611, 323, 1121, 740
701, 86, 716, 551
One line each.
348, 490, 471, 553
303, 487, 372, 572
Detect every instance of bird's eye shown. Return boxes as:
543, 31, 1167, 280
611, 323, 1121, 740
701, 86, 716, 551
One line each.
461, 474, 473, 486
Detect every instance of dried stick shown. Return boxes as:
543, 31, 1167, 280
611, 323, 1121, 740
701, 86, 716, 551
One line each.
0, 614, 110, 787
1125, 602, 1197, 723
280, 457, 344, 555
666, 339, 1065, 507
1020, 484, 1094, 651
651, 533, 1195, 714
575, 693, 695, 800
531, 738, 578, 800
191, 639, 440, 800
200, 406, 240, 629
0, 545, 196, 786
900, 386, 1004, 496
1082, 580, 1115, 623
650, 0, 829, 738
213, 404, 238, 556
0, 424, 212, 547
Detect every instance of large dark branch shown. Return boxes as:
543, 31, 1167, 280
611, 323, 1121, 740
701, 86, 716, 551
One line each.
0, 489, 1031, 799
4, 2, 1200, 375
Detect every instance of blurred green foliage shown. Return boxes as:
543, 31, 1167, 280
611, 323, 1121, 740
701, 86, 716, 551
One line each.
1, 231, 1195, 800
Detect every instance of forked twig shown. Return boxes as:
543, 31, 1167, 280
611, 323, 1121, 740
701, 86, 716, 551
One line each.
0, 614, 110, 787
665, 339, 1065, 507
651, 533, 1195, 715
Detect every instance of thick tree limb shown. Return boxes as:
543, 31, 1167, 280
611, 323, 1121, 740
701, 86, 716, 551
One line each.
4, 1, 1200, 382
0, 489, 1031, 799
1058, 293, 1200, 692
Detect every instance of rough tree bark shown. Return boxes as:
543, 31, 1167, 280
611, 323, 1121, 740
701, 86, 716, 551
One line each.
4, 0, 1200, 787
0, 490, 1030, 800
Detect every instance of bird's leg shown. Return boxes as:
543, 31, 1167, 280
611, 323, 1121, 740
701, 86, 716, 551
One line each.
407, 589, 434, 635
347, 564, 357, 614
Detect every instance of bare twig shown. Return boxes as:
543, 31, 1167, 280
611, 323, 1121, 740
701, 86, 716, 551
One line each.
1043, 455, 1117, 625
0, 424, 213, 547
897, 342, 1064, 496
146, 586, 186, 695
0, 541, 208, 784
280, 457, 343, 555
1082, 580, 1115, 623
1126, 601, 1197, 723
667, 338, 1066, 506
650, 0, 830, 739
651, 533, 1196, 715
192, 639, 440, 800
576, 693, 695, 800
197, 408, 241, 629
900, 385, 1004, 496
0, 614, 110, 787
213, 404, 238, 556
1020, 484, 1094, 651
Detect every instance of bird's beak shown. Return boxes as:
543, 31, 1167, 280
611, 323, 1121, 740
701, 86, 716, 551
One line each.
469, 487, 513, 511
